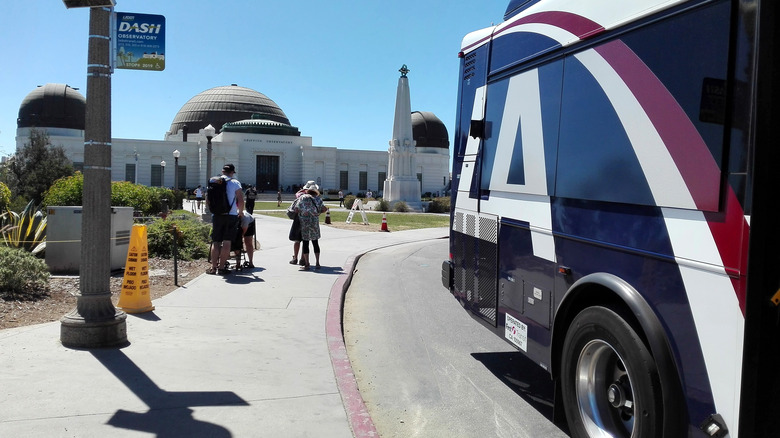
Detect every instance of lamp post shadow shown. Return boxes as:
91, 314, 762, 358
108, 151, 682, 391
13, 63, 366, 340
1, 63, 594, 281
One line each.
91, 349, 249, 437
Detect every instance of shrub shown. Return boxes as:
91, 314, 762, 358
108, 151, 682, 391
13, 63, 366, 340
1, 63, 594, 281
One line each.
44, 174, 176, 216
0, 182, 11, 211
393, 201, 410, 212
344, 195, 357, 210
145, 216, 211, 260
42, 173, 84, 207
427, 197, 451, 213
0, 246, 49, 300
0, 200, 47, 255
7, 195, 30, 214
375, 199, 390, 211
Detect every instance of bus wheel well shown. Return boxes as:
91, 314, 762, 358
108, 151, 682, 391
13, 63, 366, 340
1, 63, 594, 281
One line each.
550, 276, 687, 437
551, 283, 647, 379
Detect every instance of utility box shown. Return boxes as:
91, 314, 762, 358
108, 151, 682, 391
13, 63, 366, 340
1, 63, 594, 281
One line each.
46, 206, 134, 274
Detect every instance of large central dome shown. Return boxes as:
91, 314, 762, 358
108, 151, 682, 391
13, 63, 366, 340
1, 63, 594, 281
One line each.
169, 84, 290, 135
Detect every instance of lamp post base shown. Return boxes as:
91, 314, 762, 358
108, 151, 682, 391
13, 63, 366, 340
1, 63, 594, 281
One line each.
60, 293, 127, 348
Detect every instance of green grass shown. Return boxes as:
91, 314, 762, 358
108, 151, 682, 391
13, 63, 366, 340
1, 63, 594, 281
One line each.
258, 207, 450, 231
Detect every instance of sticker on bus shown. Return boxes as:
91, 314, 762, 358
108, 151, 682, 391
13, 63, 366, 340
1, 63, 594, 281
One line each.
505, 313, 527, 351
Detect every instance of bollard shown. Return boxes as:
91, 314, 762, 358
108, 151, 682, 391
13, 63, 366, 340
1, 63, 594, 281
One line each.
172, 225, 179, 286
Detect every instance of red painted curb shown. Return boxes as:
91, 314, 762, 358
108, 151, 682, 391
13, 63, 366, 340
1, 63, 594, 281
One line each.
326, 254, 379, 437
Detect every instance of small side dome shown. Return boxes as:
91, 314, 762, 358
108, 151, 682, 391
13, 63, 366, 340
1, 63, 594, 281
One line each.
221, 113, 301, 136
17, 84, 86, 130
412, 111, 449, 149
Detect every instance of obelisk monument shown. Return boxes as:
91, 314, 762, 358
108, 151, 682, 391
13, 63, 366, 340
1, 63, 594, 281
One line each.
383, 65, 421, 207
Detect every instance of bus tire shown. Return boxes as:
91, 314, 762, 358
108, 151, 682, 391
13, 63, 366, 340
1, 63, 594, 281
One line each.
561, 306, 663, 438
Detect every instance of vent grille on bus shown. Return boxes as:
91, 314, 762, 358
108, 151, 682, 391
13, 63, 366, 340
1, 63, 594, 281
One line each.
463, 52, 477, 81
477, 217, 498, 324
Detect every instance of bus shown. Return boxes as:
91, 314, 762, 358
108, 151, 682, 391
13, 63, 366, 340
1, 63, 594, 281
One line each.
441, 1, 780, 437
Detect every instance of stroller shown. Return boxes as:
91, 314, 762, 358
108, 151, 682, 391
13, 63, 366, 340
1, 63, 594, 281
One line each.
209, 222, 251, 272
226, 225, 251, 271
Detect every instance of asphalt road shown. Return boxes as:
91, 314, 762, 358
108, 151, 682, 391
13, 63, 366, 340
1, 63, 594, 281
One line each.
343, 238, 570, 438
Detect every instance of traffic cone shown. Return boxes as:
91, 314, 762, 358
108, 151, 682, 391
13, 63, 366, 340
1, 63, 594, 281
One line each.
325, 210, 331, 224
380, 213, 389, 232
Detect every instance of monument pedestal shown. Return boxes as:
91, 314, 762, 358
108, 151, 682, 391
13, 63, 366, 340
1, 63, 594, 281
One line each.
384, 177, 421, 210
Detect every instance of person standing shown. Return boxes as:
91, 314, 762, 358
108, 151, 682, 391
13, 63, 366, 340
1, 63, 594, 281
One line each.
277, 189, 283, 207
208, 164, 244, 275
245, 184, 258, 214
194, 185, 204, 211
295, 182, 325, 270
338, 189, 344, 208
240, 210, 256, 269
288, 184, 309, 266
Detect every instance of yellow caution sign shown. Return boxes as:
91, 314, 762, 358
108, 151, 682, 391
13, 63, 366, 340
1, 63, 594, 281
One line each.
117, 224, 155, 314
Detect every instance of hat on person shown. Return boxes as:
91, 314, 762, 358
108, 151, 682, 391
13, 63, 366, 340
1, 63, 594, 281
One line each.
303, 180, 320, 196
222, 163, 236, 173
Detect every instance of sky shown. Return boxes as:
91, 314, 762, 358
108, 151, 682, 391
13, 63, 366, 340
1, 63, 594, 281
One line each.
0, 0, 509, 160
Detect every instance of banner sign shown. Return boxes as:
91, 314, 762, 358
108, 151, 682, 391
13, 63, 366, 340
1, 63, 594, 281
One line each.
115, 12, 166, 71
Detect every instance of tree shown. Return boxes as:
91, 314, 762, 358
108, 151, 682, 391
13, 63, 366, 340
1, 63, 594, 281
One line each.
2, 129, 75, 205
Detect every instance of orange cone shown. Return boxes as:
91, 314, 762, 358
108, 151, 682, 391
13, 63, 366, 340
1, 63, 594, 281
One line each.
325, 210, 331, 224
380, 213, 389, 232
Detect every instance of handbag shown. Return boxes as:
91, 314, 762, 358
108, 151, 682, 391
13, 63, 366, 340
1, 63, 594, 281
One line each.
286, 198, 299, 219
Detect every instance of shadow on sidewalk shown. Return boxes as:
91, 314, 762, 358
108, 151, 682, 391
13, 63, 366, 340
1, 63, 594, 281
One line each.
91, 349, 249, 436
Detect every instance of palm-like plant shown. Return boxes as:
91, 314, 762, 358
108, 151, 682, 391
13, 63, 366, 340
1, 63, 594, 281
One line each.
0, 200, 47, 255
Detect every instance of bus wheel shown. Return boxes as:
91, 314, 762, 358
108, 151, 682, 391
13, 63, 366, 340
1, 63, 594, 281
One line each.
561, 306, 663, 438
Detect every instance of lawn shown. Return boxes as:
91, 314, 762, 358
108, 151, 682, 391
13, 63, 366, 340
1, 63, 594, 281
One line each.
254, 202, 450, 231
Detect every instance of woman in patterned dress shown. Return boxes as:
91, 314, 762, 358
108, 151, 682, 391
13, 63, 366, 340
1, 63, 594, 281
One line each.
295, 184, 326, 270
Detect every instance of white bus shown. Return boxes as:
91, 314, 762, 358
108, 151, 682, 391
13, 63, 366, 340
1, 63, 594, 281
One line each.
442, 1, 780, 437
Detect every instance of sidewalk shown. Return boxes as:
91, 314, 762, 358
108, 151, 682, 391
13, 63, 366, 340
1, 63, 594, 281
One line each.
0, 213, 448, 438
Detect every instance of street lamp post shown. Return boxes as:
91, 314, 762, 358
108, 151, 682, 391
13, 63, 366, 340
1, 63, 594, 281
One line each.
161, 160, 166, 187
60, 1, 127, 348
202, 124, 215, 221
173, 149, 180, 190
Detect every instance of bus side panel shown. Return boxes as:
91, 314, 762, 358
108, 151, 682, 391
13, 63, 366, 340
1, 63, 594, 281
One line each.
551, 198, 717, 426
473, 1, 744, 435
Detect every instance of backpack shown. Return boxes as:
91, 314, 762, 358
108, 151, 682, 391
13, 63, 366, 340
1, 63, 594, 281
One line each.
207, 176, 234, 215
286, 198, 299, 219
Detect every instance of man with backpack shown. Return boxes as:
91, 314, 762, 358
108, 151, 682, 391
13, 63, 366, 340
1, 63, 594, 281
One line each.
207, 163, 244, 275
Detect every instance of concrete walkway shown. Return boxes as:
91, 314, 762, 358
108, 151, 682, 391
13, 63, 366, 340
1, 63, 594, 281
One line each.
0, 213, 448, 437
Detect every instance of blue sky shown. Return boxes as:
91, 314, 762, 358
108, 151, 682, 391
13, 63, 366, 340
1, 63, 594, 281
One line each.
0, 0, 507, 160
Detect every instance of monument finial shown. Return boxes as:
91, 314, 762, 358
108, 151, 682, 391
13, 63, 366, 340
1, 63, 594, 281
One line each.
399, 64, 410, 77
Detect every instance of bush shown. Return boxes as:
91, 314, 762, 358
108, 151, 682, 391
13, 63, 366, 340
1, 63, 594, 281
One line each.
43, 173, 176, 216
0, 182, 11, 211
375, 199, 390, 211
42, 172, 84, 207
145, 216, 211, 260
393, 201, 410, 212
0, 200, 47, 255
427, 197, 451, 213
0, 247, 49, 300
344, 195, 357, 210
